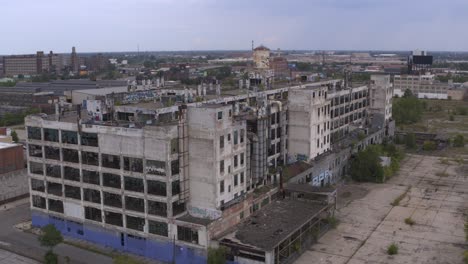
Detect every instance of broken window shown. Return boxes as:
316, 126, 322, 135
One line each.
171, 160, 179, 176
103, 173, 121, 189
240, 172, 244, 184
47, 182, 62, 196
220, 160, 224, 174
234, 155, 238, 167
172, 180, 180, 196
126, 215, 145, 231
48, 198, 64, 213
148, 220, 168, 237
124, 177, 144, 193
65, 185, 81, 200
240, 153, 244, 166
27, 127, 41, 140
217, 111, 223, 120
46, 164, 61, 178
44, 128, 59, 142
102, 154, 121, 169
32, 195, 46, 209
219, 135, 224, 149
103, 192, 122, 208
234, 130, 238, 144
81, 132, 98, 147
177, 226, 198, 244
31, 178, 45, 192
147, 200, 167, 217
81, 151, 98, 166
83, 188, 101, 204
105, 211, 123, 227
61, 130, 78, 144
63, 148, 79, 163
85, 207, 102, 222
29, 144, 43, 158
220, 180, 224, 193
146, 160, 166, 176
172, 201, 185, 216
147, 180, 166, 196
125, 196, 144, 213
64, 166, 80, 182
82, 170, 100, 185
234, 174, 238, 186
123, 157, 143, 173
44, 146, 60, 160
29, 161, 44, 175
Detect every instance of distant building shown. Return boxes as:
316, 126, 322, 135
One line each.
2, 51, 63, 76
269, 56, 290, 79
0, 142, 24, 174
253, 45, 270, 69
408, 50, 433, 74
393, 74, 452, 99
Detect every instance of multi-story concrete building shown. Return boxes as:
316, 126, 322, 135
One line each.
25, 76, 394, 264
3, 51, 63, 76
393, 74, 451, 99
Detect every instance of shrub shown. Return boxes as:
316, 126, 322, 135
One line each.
422, 141, 436, 151
387, 243, 399, 255
449, 115, 455, 121
404, 217, 415, 226
453, 134, 465, 148
208, 247, 227, 264
44, 250, 58, 264
326, 216, 339, 229
405, 133, 416, 149
456, 106, 467, 115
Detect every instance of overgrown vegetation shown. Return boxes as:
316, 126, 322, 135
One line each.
10, 130, 18, 142
350, 143, 404, 183
453, 134, 465, 147
325, 216, 339, 229
404, 217, 415, 226
207, 246, 227, 264
422, 141, 437, 151
392, 90, 423, 125
0, 107, 40, 126
38, 225, 63, 264
391, 186, 411, 206
387, 243, 399, 255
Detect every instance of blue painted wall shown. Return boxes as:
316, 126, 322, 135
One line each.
31, 211, 214, 264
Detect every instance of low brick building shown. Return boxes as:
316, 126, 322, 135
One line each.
0, 142, 24, 174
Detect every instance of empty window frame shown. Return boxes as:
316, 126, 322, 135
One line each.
47, 182, 62, 196
44, 146, 60, 160
63, 148, 79, 163
84, 207, 102, 222
81, 151, 99, 166
31, 178, 45, 192
29, 161, 44, 175
220, 160, 224, 174
234, 130, 238, 144
217, 111, 223, 120
102, 154, 121, 169
48, 198, 64, 213
61, 130, 78, 144
147, 200, 167, 217
28, 144, 43, 158
171, 138, 178, 154
147, 180, 166, 196
81, 132, 98, 147
105, 211, 123, 227
123, 157, 143, 173
27, 127, 41, 140
148, 220, 168, 237
64, 166, 80, 182
103, 173, 121, 189
146, 160, 166, 176
172, 201, 185, 216
64, 185, 81, 200
220, 180, 225, 193
45, 164, 61, 178
172, 180, 180, 196
124, 177, 144, 193
32, 195, 46, 209
219, 135, 224, 149
177, 226, 198, 244
240, 153, 244, 166
103, 192, 122, 208
83, 188, 101, 204
125, 196, 144, 213
171, 160, 179, 176
234, 174, 238, 186
44, 128, 59, 142
126, 215, 145, 231
82, 169, 100, 185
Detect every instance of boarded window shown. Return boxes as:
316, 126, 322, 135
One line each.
83, 188, 101, 204
61, 130, 78, 144
149, 220, 168, 237
27, 127, 41, 140
81, 132, 98, 147
147, 200, 167, 217
30, 161, 44, 175
44, 128, 59, 142
147, 180, 166, 196
103, 173, 121, 189
125, 196, 144, 213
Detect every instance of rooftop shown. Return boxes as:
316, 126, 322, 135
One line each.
284, 183, 336, 194
177, 214, 213, 226
225, 199, 326, 250
0, 142, 21, 150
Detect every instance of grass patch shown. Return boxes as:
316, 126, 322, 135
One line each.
439, 158, 451, 165
404, 217, 415, 226
435, 171, 449, 177
391, 186, 411, 206
387, 243, 399, 255
464, 250, 468, 264
325, 216, 339, 229
63, 240, 113, 258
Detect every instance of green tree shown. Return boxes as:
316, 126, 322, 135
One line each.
453, 134, 465, 147
38, 225, 63, 264
207, 247, 227, 264
405, 133, 416, 149
10, 130, 19, 143
350, 146, 384, 183
393, 94, 423, 125
44, 250, 58, 264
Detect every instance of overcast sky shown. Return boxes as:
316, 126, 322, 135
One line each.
1, 0, 467, 54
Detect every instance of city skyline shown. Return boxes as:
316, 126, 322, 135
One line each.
2, 0, 468, 54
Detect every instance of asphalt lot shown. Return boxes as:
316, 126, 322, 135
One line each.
296, 154, 468, 264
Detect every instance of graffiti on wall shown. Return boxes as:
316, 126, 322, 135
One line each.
122, 90, 160, 104
311, 170, 332, 186
188, 205, 222, 220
